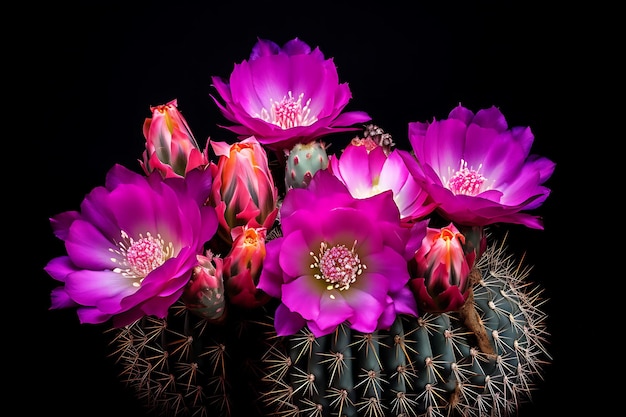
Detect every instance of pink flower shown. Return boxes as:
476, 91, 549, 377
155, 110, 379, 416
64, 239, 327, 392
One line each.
45, 165, 218, 327
209, 136, 279, 247
257, 169, 427, 337
223, 225, 271, 309
141, 99, 209, 178
182, 251, 227, 321
400, 104, 556, 229
328, 139, 438, 223
409, 223, 472, 313
210, 37, 371, 153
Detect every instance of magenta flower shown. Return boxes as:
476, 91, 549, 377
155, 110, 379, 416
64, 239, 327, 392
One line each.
44, 164, 218, 327
210, 37, 371, 153
141, 99, 209, 178
409, 223, 472, 313
400, 104, 556, 229
257, 169, 427, 337
328, 139, 438, 223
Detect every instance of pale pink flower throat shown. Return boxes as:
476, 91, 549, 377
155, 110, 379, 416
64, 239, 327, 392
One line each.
310, 241, 366, 292
110, 230, 174, 286
260, 91, 317, 129
446, 159, 488, 196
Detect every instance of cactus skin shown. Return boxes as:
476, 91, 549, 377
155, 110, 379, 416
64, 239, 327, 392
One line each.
107, 239, 550, 417
259, 240, 551, 417
284, 141, 329, 189
107, 304, 274, 417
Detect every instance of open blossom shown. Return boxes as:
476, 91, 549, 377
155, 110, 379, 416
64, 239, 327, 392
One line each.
328, 139, 438, 223
209, 136, 279, 247
141, 99, 209, 178
210, 37, 371, 153
44, 164, 218, 327
400, 104, 556, 229
257, 169, 427, 337
409, 223, 472, 313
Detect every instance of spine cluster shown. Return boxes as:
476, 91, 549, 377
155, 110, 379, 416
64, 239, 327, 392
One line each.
107, 239, 550, 417
258, 240, 551, 417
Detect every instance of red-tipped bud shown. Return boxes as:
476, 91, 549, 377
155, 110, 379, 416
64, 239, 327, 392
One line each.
182, 251, 226, 321
223, 225, 271, 309
141, 99, 209, 178
209, 137, 279, 246
409, 223, 473, 313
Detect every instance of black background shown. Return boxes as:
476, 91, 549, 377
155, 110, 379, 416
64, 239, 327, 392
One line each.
26, 1, 585, 416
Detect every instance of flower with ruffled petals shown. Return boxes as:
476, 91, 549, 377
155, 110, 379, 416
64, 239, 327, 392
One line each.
328, 139, 438, 223
223, 225, 271, 309
257, 169, 427, 337
400, 104, 556, 229
210, 37, 371, 153
44, 164, 218, 327
141, 99, 209, 178
209, 136, 279, 247
409, 223, 472, 313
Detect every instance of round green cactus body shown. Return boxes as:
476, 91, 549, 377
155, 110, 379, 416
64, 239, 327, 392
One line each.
284, 141, 329, 190
108, 304, 274, 417
259, 241, 551, 417
108, 240, 550, 417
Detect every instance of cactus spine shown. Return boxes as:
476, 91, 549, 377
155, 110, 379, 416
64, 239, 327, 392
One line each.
107, 238, 550, 417
107, 304, 273, 417
258, 239, 551, 417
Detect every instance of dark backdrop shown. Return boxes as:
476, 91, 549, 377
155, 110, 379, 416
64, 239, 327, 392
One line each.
28, 2, 580, 416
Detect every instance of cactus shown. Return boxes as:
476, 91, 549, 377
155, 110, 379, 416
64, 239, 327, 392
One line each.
107, 302, 276, 417
106, 236, 549, 417
284, 141, 329, 190
258, 238, 551, 417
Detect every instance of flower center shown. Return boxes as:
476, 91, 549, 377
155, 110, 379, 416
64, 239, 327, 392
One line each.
310, 241, 366, 292
110, 230, 174, 287
260, 91, 318, 129
446, 159, 488, 196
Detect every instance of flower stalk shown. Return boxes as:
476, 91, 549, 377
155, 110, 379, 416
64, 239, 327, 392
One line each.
457, 266, 496, 356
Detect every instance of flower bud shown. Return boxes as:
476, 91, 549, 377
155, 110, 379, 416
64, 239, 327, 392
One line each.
223, 225, 271, 309
141, 99, 209, 178
209, 136, 279, 245
181, 252, 226, 321
409, 222, 472, 313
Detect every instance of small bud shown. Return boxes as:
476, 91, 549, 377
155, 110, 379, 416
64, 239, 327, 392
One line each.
141, 99, 209, 178
182, 252, 227, 321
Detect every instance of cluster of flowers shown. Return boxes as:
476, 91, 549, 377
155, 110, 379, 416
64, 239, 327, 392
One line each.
45, 37, 555, 338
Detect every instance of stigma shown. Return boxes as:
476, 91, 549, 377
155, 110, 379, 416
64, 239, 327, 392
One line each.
310, 241, 366, 291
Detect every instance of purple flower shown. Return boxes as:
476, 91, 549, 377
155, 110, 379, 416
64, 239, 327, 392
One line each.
210, 37, 371, 153
400, 104, 556, 229
44, 164, 218, 327
257, 169, 427, 337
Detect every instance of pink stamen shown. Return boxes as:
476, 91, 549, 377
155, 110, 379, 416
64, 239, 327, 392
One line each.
110, 231, 174, 286
259, 91, 318, 129
310, 241, 366, 291
446, 159, 487, 196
